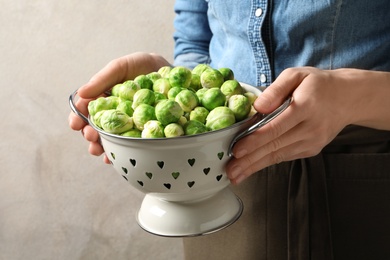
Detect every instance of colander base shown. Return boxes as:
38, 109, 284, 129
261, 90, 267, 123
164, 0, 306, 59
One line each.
136, 187, 243, 237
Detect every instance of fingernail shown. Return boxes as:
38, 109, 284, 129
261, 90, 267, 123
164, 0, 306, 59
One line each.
234, 174, 246, 185
230, 165, 242, 179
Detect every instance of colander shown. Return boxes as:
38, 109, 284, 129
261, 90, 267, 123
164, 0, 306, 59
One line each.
69, 84, 291, 237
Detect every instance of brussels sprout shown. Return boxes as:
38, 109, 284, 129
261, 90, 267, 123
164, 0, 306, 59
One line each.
205, 106, 236, 131
220, 80, 244, 98
132, 104, 156, 131
88, 96, 118, 116
134, 75, 153, 90
157, 66, 172, 78
201, 88, 226, 111
153, 78, 171, 96
190, 106, 209, 124
189, 73, 202, 91
178, 115, 188, 126
218, 67, 235, 81
114, 80, 140, 101
184, 120, 208, 136
154, 92, 167, 105
116, 100, 134, 117
228, 94, 251, 121
146, 72, 162, 83
155, 99, 183, 126
164, 123, 185, 138
195, 88, 207, 103
175, 89, 199, 112
92, 110, 105, 128
100, 109, 133, 134
167, 86, 183, 100
132, 88, 155, 109
192, 64, 211, 76
121, 128, 142, 138
169, 66, 192, 88
244, 91, 258, 105
200, 68, 224, 89
141, 120, 165, 138
248, 106, 257, 117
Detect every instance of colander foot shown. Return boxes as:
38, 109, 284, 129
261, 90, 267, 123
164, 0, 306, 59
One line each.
136, 187, 243, 237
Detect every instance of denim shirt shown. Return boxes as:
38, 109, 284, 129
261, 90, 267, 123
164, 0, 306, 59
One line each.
173, 0, 390, 87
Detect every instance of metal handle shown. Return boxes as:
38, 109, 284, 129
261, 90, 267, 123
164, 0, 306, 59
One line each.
69, 90, 89, 124
228, 97, 293, 157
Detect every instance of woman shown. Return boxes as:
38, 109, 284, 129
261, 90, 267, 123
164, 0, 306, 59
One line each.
69, 1, 390, 259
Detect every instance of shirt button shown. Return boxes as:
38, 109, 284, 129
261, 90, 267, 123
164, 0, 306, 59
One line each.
255, 8, 263, 17
260, 73, 267, 83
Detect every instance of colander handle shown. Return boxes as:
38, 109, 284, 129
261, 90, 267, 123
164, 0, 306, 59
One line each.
228, 97, 293, 157
69, 90, 89, 124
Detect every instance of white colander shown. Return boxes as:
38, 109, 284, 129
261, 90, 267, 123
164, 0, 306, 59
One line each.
69, 84, 291, 237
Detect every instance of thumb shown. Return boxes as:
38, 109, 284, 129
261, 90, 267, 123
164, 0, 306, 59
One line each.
254, 68, 306, 113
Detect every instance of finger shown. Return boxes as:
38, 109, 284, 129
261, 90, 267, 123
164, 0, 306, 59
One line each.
88, 141, 105, 156
83, 125, 100, 142
254, 67, 309, 113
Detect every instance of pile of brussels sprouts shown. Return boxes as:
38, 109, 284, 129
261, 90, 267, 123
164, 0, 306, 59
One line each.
87, 64, 258, 138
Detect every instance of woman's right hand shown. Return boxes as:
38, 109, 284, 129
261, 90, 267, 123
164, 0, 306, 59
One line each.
68, 52, 171, 163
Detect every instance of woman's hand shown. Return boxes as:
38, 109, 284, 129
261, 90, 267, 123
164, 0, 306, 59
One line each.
68, 52, 171, 163
226, 67, 390, 184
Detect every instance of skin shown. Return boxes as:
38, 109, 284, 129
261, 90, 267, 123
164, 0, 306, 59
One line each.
69, 53, 390, 184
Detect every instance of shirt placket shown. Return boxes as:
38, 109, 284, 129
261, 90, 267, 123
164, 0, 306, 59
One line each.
248, 0, 272, 87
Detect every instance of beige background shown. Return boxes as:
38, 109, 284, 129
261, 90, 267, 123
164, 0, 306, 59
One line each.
0, 1, 184, 259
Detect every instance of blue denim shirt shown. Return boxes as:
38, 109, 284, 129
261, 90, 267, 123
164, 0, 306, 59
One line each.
173, 0, 390, 87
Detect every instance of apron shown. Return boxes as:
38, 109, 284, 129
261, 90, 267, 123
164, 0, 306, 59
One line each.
183, 126, 390, 260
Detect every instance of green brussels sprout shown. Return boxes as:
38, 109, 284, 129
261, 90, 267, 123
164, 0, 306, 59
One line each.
228, 94, 251, 121
195, 88, 207, 103
110, 83, 122, 97
155, 99, 183, 126
141, 120, 165, 138
146, 72, 162, 84
114, 80, 140, 101
92, 110, 105, 128
205, 106, 236, 131
189, 73, 202, 91
132, 88, 155, 109
220, 80, 244, 98
153, 78, 171, 96
169, 66, 192, 88
167, 86, 183, 100
157, 66, 172, 78
100, 109, 133, 134
218, 67, 235, 81
192, 64, 211, 77
132, 104, 156, 131
154, 92, 167, 105
183, 120, 208, 136
121, 128, 142, 138
175, 89, 199, 112
190, 106, 209, 124
134, 75, 153, 90
164, 123, 185, 138
244, 91, 258, 105
201, 88, 226, 111
248, 106, 257, 117
200, 68, 224, 89
88, 96, 118, 116
116, 100, 134, 117
178, 115, 188, 126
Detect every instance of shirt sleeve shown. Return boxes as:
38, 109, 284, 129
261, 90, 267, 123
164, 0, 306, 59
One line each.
173, 0, 212, 68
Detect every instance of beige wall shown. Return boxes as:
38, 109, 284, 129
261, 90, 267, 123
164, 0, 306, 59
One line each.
0, 1, 184, 259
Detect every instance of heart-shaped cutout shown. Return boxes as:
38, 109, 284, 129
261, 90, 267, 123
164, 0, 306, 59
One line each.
188, 158, 195, 167
123, 175, 128, 181
145, 172, 153, 179
111, 152, 116, 160
122, 167, 128, 174
187, 181, 195, 188
130, 159, 136, 167
172, 172, 180, 179
203, 167, 210, 175
216, 175, 223, 181
217, 152, 224, 160
157, 161, 164, 169
163, 183, 171, 189
137, 180, 143, 186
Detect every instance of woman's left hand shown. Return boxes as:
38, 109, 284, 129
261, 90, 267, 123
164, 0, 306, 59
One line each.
226, 67, 390, 184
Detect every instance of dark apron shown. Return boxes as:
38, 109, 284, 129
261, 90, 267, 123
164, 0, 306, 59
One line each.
183, 126, 390, 260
